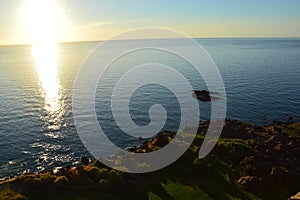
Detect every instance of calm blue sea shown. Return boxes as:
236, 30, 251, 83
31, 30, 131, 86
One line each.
0, 38, 300, 178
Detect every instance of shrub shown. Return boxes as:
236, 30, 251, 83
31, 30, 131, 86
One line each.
38, 172, 55, 184
17, 175, 45, 189
107, 170, 124, 186
98, 179, 109, 190
86, 166, 101, 179
214, 139, 253, 162
240, 156, 257, 175
68, 168, 92, 186
54, 176, 69, 186
193, 158, 209, 173
0, 188, 28, 200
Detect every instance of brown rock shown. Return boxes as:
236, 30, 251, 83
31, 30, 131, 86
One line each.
273, 126, 282, 133
88, 159, 106, 168
264, 136, 275, 143
80, 156, 89, 165
289, 192, 300, 200
274, 143, 282, 151
270, 166, 288, 179
237, 176, 260, 189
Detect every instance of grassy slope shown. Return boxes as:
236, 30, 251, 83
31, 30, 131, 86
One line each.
0, 120, 299, 200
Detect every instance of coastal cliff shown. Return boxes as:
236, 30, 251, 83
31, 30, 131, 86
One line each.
1, 119, 299, 200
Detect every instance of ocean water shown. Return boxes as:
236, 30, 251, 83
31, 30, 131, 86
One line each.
0, 38, 300, 178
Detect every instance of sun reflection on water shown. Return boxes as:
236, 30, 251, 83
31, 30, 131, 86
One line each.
32, 42, 64, 134
22, 0, 64, 112
32, 42, 61, 113
22, 0, 66, 135
30, 38, 65, 137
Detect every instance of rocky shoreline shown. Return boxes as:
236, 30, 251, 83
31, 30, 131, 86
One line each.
0, 119, 299, 199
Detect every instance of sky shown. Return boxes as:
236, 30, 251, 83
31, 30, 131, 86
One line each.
0, 0, 300, 45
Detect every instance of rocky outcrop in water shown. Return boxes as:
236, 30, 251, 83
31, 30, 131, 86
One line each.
192, 90, 220, 101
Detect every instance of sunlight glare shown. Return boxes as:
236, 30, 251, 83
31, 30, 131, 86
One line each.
22, 0, 63, 113
22, 0, 63, 44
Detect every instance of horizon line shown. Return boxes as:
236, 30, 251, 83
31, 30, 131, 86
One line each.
1, 36, 300, 47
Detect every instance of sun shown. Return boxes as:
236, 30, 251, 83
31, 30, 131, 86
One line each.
21, 0, 64, 113
21, 0, 63, 44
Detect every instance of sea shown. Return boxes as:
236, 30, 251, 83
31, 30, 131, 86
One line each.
0, 38, 300, 178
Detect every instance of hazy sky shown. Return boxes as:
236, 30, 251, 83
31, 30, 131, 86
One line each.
1, 0, 300, 45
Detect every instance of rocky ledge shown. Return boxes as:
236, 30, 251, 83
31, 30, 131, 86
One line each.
0, 119, 299, 200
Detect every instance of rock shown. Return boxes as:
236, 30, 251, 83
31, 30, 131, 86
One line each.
153, 132, 170, 147
80, 156, 90, 165
289, 192, 300, 200
264, 135, 275, 144
54, 176, 70, 187
125, 146, 137, 152
192, 90, 219, 102
273, 126, 282, 133
274, 132, 289, 142
37, 166, 45, 172
22, 169, 30, 175
237, 176, 260, 189
275, 120, 284, 125
135, 145, 150, 153
135, 131, 176, 152
270, 166, 288, 178
53, 166, 65, 175
8, 161, 16, 165
88, 159, 107, 169
65, 165, 71, 170
254, 126, 265, 133
274, 143, 282, 151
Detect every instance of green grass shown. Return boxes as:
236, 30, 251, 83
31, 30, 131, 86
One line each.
161, 179, 212, 200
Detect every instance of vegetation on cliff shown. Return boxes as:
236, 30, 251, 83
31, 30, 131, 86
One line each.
0, 119, 299, 200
